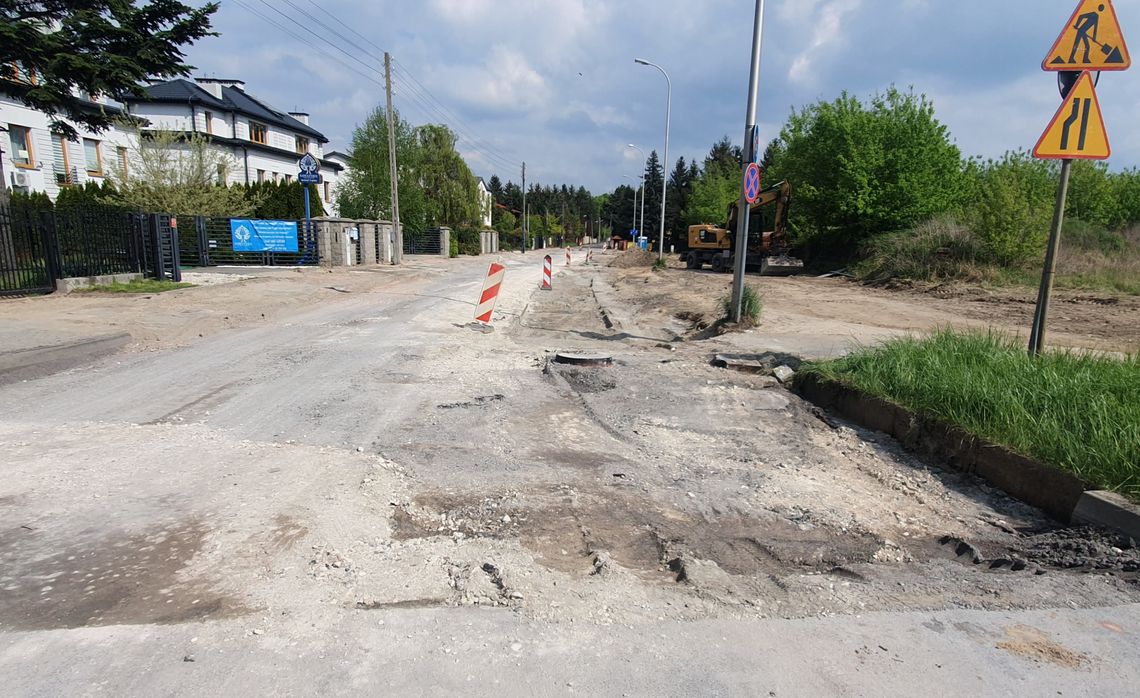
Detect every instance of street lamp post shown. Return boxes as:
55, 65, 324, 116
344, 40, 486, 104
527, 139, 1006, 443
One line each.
622, 174, 642, 241
635, 58, 671, 260
626, 144, 647, 238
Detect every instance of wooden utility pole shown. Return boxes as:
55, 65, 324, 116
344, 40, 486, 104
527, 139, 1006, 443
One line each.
384, 52, 402, 265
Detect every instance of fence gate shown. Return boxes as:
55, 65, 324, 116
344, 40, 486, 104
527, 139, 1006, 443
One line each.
403, 228, 442, 255
0, 204, 58, 296
149, 214, 182, 282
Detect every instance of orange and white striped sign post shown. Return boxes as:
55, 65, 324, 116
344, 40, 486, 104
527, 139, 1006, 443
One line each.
565, 248, 572, 266
541, 255, 552, 290
475, 262, 507, 325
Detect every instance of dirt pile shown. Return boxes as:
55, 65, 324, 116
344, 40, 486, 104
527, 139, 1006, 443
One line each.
609, 249, 657, 268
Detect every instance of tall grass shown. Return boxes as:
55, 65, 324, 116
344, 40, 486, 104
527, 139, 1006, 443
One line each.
804, 330, 1140, 500
720, 284, 762, 324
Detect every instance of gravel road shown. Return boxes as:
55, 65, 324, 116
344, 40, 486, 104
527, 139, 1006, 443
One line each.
1, 249, 1137, 696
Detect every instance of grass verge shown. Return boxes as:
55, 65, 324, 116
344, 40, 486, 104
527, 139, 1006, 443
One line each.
75, 279, 196, 294
802, 330, 1140, 501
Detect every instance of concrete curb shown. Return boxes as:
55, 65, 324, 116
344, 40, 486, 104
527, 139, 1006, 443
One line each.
793, 373, 1140, 537
0, 332, 131, 385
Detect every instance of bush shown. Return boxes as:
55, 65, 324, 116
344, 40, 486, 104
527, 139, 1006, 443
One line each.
455, 228, 482, 256
967, 151, 1055, 265
1062, 218, 1129, 254
720, 284, 762, 324
448, 234, 459, 258
854, 216, 984, 281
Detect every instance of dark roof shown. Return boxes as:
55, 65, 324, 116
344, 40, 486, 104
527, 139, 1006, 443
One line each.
125, 79, 327, 142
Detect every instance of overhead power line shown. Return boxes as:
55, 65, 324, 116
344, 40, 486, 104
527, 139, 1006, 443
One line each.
234, 0, 522, 174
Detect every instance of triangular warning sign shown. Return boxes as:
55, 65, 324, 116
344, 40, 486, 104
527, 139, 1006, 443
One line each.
1034, 72, 1110, 160
1043, 0, 1131, 71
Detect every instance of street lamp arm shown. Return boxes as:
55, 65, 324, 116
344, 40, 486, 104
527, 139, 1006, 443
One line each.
634, 58, 672, 260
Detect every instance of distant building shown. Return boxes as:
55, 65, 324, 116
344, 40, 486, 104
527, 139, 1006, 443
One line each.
476, 177, 493, 228
124, 78, 344, 216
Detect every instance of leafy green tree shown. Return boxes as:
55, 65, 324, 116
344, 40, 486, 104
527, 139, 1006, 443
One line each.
336, 106, 427, 229
766, 87, 968, 256
0, 1, 218, 140
414, 123, 480, 228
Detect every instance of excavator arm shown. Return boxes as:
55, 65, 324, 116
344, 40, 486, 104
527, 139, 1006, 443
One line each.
724, 180, 792, 251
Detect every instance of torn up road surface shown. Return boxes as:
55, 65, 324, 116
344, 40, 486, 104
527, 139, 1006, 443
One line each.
1, 251, 1137, 696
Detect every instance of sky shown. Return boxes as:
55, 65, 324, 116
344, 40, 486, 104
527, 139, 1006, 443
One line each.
184, 0, 1140, 193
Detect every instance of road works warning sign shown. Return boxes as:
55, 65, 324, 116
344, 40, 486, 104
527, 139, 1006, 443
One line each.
1043, 0, 1131, 71
1034, 71, 1110, 159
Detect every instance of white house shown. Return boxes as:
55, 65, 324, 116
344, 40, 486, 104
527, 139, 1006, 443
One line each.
124, 78, 345, 216
2, 75, 344, 216
1, 90, 136, 199
476, 177, 493, 229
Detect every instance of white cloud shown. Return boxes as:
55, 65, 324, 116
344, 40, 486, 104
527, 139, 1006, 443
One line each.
788, 0, 862, 83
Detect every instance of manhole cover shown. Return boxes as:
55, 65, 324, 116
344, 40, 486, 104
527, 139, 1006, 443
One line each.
553, 352, 613, 367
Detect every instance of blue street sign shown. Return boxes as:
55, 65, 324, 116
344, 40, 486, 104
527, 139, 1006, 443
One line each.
743, 163, 762, 204
231, 219, 299, 252
629, 228, 638, 239
298, 153, 320, 174
298, 172, 322, 184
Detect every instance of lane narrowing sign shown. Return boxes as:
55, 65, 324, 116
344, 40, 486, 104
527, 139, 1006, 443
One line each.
743, 163, 762, 204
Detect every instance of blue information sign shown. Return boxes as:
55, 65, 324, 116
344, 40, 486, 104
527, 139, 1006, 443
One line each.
298, 172, 322, 184
231, 219, 299, 253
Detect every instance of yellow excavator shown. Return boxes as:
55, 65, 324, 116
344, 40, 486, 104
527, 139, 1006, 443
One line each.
682, 180, 803, 275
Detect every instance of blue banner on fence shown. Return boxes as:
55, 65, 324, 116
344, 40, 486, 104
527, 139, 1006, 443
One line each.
230, 219, 299, 253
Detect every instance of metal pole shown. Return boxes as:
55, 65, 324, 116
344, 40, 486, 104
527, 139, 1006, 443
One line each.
304, 184, 311, 246
635, 59, 671, 259
1028, 158, 1073, 356
384, 52, 403, 265
522, 162, 527, 252
731, 0, 766, 323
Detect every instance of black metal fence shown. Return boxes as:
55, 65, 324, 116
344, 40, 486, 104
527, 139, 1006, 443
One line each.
403, 227, 442, 255
187, 217, 319, 267
0, 202, 184, 297
0, 204, 58, 296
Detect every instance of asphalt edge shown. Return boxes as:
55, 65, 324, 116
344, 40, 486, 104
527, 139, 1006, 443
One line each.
792, 373, 1140, 539
0, 332, 132, 385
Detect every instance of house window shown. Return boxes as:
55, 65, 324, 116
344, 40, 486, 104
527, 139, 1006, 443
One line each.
83, 138, 102, 175
10, 63, 37, 85
323, 181, 330, 203
272, 172, 280, 182
52, 134, 72, 185
117, 146, 129, 180
257, 169, 267, 183
284, 173, 292, 183
204, 111, 213, 135
249, 121, 267, 144
7, 125, 34, 167
295, 136, 309, 154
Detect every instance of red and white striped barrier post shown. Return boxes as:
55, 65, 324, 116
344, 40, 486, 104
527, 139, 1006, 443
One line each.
474, 262, 506, 325
565, 248, 572, 266
541, 255, 552, 290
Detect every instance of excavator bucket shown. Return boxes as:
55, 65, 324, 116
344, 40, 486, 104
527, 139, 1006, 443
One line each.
759, 254, 804, 276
